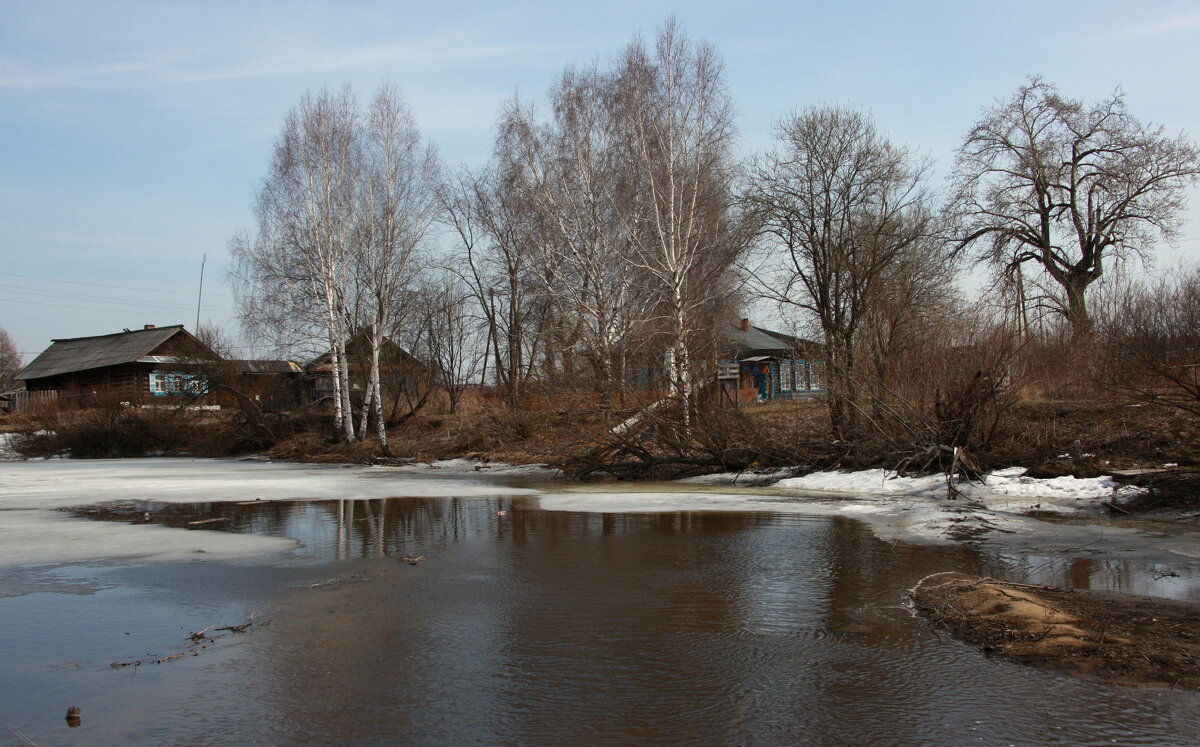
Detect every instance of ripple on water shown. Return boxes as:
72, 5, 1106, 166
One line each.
1, 494, 1197, 745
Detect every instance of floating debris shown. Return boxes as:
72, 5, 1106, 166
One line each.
187, 517, 232, 528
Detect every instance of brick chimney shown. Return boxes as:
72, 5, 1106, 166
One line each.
144, 324, 156, 330
740, 318, 750, 333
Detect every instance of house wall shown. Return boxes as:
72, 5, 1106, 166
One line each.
24, 364, 148, 403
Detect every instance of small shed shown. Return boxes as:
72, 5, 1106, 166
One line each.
16, 325, 220, 406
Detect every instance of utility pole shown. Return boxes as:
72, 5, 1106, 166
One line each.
195, 253, 207, 331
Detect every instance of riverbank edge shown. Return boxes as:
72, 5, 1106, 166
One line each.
909, 573, 1200, 690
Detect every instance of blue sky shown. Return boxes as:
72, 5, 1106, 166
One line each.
3, 0, 1200, 361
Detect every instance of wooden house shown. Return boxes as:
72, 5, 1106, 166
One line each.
304, 333, 435, 417
719, 319, 822, 401
215, 359, 306, 411
16, 325, 220, 407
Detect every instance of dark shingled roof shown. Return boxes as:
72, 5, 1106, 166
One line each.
17, 325, 195, 381
722, 324, 800, 356
228, 360, 303, 374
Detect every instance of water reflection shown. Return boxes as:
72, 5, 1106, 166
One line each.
71, 497, 1200, 601
15, 498, 1200, 745
229, 504, 1197, 746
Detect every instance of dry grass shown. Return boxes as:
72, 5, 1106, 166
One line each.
911, 574, 1200, 688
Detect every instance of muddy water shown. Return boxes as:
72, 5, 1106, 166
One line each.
3, 496, 1199, 745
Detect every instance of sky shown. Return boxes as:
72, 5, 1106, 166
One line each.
3, 0, 1200, 364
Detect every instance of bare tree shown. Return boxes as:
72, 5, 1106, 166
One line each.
611, 19, 747, 407
412, 272, 486, 414
441, 163, 545, 409
952, 78, 1200, 341
858, 233, 959, 407
353, 84, 441, 454
745, 106, 938, 436
1099, 266, 1200, 417
193, 322, 237, 359
0, 328, 21, 392
233, 86, 361, 442
233, 84, 440, 449
500, 68, 655, 404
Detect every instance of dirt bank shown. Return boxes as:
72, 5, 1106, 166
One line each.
910, 573, 1200, 689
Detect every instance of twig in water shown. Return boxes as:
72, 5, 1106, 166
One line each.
1095, 619, 1111, 655
189, 627, 212, 642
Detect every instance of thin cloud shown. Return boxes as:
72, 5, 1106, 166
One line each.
0, 33, 571, 90
1105, 10, 1200, 40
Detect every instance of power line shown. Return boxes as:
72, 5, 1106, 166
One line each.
2, 270, 235, 298
0, 295, 237, 316
0, 284, 238, 312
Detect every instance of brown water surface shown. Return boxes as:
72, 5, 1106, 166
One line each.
2, 496, 1198, 745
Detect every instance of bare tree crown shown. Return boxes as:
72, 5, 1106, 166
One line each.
951, 77, 1200, 338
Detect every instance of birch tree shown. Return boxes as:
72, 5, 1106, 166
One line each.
612, 19, 746, 405
233, 84, 439, 446
234, 87, 360, 441
502, 69, 652, 403
354, 84, 441, 454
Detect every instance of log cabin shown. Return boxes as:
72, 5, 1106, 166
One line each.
16, 325, 220, 406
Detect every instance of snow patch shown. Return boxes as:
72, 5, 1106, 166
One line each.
775, 466, 1133, 508
0, 457, 543, 569
675, 468, 795, 486
776, 468, 947, 497
0, 433, 16, 460
0, 509, 299, 568
393, 458, 559, 476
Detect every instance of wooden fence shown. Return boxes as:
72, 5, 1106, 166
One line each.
3, 390, 71, 414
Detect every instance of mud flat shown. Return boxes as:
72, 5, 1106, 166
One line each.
911, 573, 1200, 689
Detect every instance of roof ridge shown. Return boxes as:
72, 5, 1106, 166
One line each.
49, 324, 184, 343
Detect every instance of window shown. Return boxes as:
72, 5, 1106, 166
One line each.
149, 371, 208, 396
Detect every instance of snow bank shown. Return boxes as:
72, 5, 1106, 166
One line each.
977, 467, 1123, 501
773, 466, 1137, 512
776, 468, 947, 496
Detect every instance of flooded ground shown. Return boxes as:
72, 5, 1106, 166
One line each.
1, 459, 1198, 745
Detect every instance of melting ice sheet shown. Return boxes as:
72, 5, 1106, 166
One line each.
0, 457, 540, 568
536, 486, 1200, 561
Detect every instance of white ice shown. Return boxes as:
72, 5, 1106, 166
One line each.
675, 468, 796, 486
391, 458, 560, 476
0, 456, 1191, 572
536, 465, 1197, 563
0, 457, 541, 569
